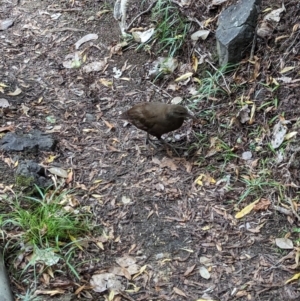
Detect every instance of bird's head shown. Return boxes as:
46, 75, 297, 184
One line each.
171, 105, 197, 120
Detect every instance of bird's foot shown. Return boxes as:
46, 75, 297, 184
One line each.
159, 139, 180, 157
146, 137, 158, 149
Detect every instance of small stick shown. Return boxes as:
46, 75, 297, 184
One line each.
126, 0, 157, 30
47, 27, 85, 33
47, 8, 81, 12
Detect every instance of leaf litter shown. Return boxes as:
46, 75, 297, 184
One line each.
1, 0, 300, 300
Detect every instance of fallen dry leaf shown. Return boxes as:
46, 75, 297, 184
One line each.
173, 287, 187, 297
253, 198, 271, 211
102, 118, 115, 130
35, 289, 65, 296
184, 264, 196, 276
235, 199, 260, 219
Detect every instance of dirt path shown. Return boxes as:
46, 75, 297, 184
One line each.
1, 0, 300, 300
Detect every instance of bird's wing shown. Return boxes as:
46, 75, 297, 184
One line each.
126, 104, 156, 132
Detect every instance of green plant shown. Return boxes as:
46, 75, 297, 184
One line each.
258, 97, 279, 111
0, 186, 92, 247
137, 0, 190, 56
191, 64, 233, 104
16, 289, 43, 301
0, 186, 96, 283
217, 139, 239, 168
239, 171, 284, 204
188, 132, 209, 154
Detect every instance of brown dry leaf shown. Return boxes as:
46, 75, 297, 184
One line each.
82, 128, 98, 133
285, 273, 300, 284
173, 287, 187, 297
237, 105, 250, 124
99, 78, 113, 87
0, 125, 14, 133
7, 86, 22, 96
121, 267, 131, 280
44, 155, 57, 163
251, 158, 259, 168
75, 285, 92, 295
195, 174, 216, 186
49, 167, 68, 178
253, 198, 271, 211
65, 170, 73, 184
96, 241, 104, 250
280, 66, 295, 74
147, 210, 154, 219
46, 267, 54, 278
90, 273, 124, 293
184, 161, 192, 173
235, 199, 260, 219
160, 157, 177, 171
109, 266, 124, 277
110, 41, 128, 55
252, 56, 260, 80
205, 137, 222, 157
247, 222, 265, 233
116, 255, 136, 268
102, 118, 115, 130
35, 289, 65, 296
236, 290, 248, 297
184, 264, 196, 276
175, 72, 193, 82
42, 272, 50, 285
132, 265, 147, 280
249, 103, 256, 124
96, 9, 110, 17
285, 131, 297, 140
108, 145, 120, 152
21, 103, 30, 116
0, 82, 8, 88
152, 157, 161, 165
203, 17, 214, 27
128, 244, 136, 253
125, 283, 140, 293
192, 54, 198, 72
69, 234, 84, 251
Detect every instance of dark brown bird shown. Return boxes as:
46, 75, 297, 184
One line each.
120, 102, 196, 146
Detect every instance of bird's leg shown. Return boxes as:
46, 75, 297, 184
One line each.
159, 138, 180, 157
146, 134, 179, 156
146, 133, 158, 149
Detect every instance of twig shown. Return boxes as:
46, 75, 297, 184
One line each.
47, 27, 85, 33
286, 197, 300, 221
47, 8, 81, 12
126, 0, 157, 30
249, 29, 257, 61
286, 146, 300, 168
187, 16, 204, 28
148, 81, 173, 98
119, 292, 135, 301
273, 205, 293, 217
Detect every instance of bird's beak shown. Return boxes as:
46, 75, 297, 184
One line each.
186, 109, 197, 121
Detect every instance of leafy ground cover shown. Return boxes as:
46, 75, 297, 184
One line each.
1, 0, 300, 300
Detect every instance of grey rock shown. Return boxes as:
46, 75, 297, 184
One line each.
0, 251, 14, 301
216, 0, 261, 65
16, 160, 52, 188
0, 19, 14, 31
0, 130, 57, 152
85, 113, 95, 122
